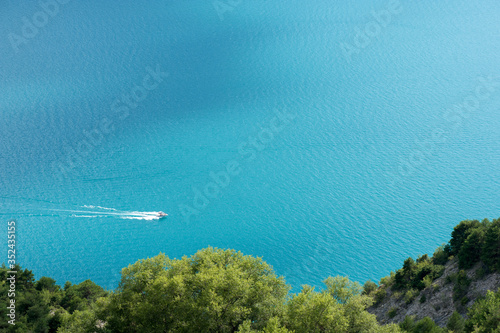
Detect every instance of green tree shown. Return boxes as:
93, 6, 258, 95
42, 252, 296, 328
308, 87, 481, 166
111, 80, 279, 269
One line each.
343, 294, 382, 332
400, 316, 416, 332
394, 258, 416, 290
449, 220, 481, 255
412, 317, 443, 333
35, 277, 60, 293
446, 311, 464, 333
362, 280, 378, 295
324, 275, 362, 304
432, 245, 449, 266
285, 277, 402, 333
481, 218, 500, 272
103, 247, 290, 333
464, 288, 500, 332
285, 285, 348, 333
58, 297, 109, 333
60, 280, 107, 313
416, 254, 429, 264
0, 264, 54, 333
458, 228, 485, 269
453, 270, 471, 302
393, 256, 444, 291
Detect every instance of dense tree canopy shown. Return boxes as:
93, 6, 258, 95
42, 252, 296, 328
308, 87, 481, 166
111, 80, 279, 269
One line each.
449, 218, 500, 271
103, 247, 290, 333
449, 220, 482, 256
0, 264, 107, 333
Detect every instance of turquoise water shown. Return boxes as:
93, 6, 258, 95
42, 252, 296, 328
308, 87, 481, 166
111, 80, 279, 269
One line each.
1, 0, 499, 290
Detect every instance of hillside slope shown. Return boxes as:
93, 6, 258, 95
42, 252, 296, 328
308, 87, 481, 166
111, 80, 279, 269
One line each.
368, 258, 500, 326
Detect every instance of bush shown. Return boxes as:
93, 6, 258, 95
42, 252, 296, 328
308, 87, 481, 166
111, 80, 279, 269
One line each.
35, 277, 60, 292
419, 294, 427, 303
362, 280, 377, 295
422, 275, 433, 289
399, 316, 415, 332
416, 254, 429, 263
393, 255, 444, 291
432, 245, 449, 265
413, 317, 443, 333
374, 288, 387, 304
446, 311, 464, 333
453, 270, 471, 302
324, 275, 363, 304
404, 289, 418, 304
475, 266, 487, 280
446, 272, 457, 285
388, 307, 398, 319
465, 288, 500, 332
60, 280, 106, 314
285, 285, 347, 333
379, 271, 395, 286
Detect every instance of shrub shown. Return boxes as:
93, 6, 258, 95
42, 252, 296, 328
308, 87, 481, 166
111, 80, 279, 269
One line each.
399, 316, 415, 332
362, 280, 378, 295
474, 266, 488, 280
422, 275, 433, 289
35, 277, 60, 292
446, 311, 465, 333
380, 271, 395, 286
432, 245, 449, 266
324, 275, 363, 304
285, 285, 347, 333
413, 317, 442, 333
453, 270, 471, 302
419, 294, 427, 303
404, 289, 418, 304
374, 288, 387, 304
465, 288, 500, 332
388, 307, 398, 319
446, 272, 457, 285
416, 254, 429, 263
392, 256, 444, 291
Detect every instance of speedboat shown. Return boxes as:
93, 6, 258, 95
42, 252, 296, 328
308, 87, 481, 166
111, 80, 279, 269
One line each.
157, 211, 167, 218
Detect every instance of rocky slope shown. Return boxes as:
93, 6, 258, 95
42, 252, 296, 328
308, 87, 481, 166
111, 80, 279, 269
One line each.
368, 258, 500, 327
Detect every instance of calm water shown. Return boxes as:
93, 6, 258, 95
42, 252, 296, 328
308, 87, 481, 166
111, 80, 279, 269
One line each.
1, 0, 499, 290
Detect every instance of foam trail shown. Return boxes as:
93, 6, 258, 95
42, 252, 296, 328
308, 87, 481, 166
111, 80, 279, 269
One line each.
83, 205, 117, 211
72, 215, 100, 218
0, 197, 166, 220
45, 207, 166, 220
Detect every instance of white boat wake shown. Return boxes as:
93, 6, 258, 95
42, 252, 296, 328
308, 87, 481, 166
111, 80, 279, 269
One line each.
0, 197, 167, 221
82, 205, 117, 211
50, 206, 167, 220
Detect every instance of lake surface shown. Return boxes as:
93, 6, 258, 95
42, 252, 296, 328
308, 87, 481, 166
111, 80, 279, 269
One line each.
1, 0, 499, 290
